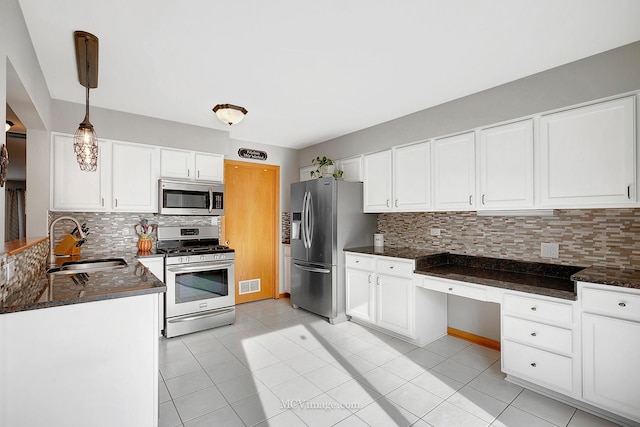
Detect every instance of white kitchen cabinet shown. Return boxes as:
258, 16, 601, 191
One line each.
478, 120, 534, 209
539, 97, 636, 208
345, 253, 414, 338
363, 150, 393, 212
433, 132, 476, 210
112, 141, 158, 212
337, 156, 362, 182
299, 165, 315, 181
393, 142, 430, 211
363, 142, 430, 212
501, 291, 580, 397
51, 133, 110, 211
580, 282, 640, 423
160, 148, 224, 182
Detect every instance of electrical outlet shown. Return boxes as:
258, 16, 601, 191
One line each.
6, 260, 16, 281
430, 228, 441, 236
541, 242, 559, 258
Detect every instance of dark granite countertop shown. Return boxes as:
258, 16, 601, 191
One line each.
344, 246, 445, 260
0, 254, 166, 314
415, 253, 585, 300
571, 266, 640, 289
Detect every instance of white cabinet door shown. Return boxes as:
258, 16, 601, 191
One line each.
582, 313, 640, 422
112, 142, 158, 212
51, 133, 109, 211
194, 153, 224, 182
433, 132, 476, 210
394, 142, 430, 211
337, 156, 362, 182
160, 148, 193, 179
479, 120, 534, 208
346, 267, 376, 323
540, 97, 636, 207
299, 165, 315, 182
376, 274, 413, 337
363, 150, 393, 212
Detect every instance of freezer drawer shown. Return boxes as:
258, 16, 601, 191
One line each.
291, 261, 335, 319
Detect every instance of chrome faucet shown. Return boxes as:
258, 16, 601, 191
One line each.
49, 216, 86, 268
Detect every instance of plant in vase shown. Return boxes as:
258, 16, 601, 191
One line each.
310, 156, 343, 179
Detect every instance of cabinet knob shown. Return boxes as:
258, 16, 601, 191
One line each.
448, 287, 453, 291
389, 266, 394, 269
355, 260, 359, 263
531, 362, 537, 368
531, 332, 537, 337
619, 302, 626, 307
531, 307, 537, 311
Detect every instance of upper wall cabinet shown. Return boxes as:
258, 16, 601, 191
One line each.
51, 134, 159, 213
433, 132, 476, 210
51, 134, 110, 211
111, 142, 159, 212
160, 148, 224, 182
478, 120, 534, 209
363, 150, 393, 212
539, 97, 636, 208
337, 156, 363, 182
363, 142, 430, 212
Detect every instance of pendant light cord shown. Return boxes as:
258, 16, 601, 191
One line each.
84, 36, 90, 122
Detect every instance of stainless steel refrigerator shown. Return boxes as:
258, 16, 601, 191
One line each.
290, 177, 376, 323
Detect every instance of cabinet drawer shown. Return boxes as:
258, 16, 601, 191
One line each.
345, 254, 374, 271
503, 316, 573, 355
502, 340, 574, 394
503, 293, 573, 326
582, 286, 640, 321
377, 258, 414, 278
421, 277, 487, 301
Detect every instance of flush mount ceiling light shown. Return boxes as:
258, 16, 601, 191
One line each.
5, 121, 14, 133
212, 104, 248, 126
73, 30, 99, 172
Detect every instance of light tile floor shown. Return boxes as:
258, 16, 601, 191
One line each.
158, 298, 622, 427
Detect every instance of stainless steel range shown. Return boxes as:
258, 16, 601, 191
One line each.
156, 226, 235, 338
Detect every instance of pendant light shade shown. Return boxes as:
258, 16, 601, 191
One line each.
73, 31, 99, 172
5, 121, 14, 133
213, 104, 248, 126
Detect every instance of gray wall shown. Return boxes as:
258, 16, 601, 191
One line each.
299, 41, 640, 165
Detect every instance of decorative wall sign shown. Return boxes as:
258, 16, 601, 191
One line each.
238, 148, 268, 161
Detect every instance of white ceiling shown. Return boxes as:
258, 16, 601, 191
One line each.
17, 0, 640, 149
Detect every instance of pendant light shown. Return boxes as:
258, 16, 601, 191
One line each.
73, 31, 99, 172
5, 121, 14, 133
212, 104, 248, 126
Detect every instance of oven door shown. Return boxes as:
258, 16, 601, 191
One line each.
165, 260, 235, 318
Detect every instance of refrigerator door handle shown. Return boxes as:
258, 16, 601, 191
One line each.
307, 191, 314, 248
293, 263, 331, 274
302, 191, 310, 248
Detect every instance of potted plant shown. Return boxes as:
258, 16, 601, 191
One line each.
311, 156, 343, 178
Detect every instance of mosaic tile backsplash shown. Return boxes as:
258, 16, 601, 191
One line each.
377, 208, 640, 270
1, 239, 49, 306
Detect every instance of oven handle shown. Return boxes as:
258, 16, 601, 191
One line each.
167, 262, 234, 274
293, 263, 331, 274
167, 307, 235, 323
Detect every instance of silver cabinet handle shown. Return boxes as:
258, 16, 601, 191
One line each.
198, 170, 200, 178
619, 302, 626, 307
101, 198, 104, 207
482, 194, 485, 205
115, 198, 118, 208
187, 169, 190, 177
376, 277, 381, 286
628, 185, 631, 199
469, 195, 472, 205
395, 199, 398, 207
386, 199, 390, 208
368, 274, 372, 284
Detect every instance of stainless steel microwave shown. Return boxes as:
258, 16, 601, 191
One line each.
158, 179, 224, 215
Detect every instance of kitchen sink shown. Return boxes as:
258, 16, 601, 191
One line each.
46, 258, 128, 275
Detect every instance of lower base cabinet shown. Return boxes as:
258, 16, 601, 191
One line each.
581, 283, 640, 423
345, 252, 446, 345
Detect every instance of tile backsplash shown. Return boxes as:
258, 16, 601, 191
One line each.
378, 208, 640, 270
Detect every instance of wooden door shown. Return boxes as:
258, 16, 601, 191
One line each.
224, 160, 280, 304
